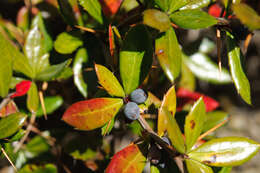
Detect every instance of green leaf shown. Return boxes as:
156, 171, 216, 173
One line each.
19, 164, 57, 173
188, 137, 260, 166
62, 98, 123, 130
181, 0, 211, 10
143, 9, 171, 32
168, 0, 189, 13
226, 31, 251, 104
179, 62, 196, 91
25, 135, 49, 157
78, 0, 103, 24
164, 108, 185, 153
73, 48, 88, 98
95, 64, 125, 97
24, 23, 50, 78
120, 25, 153, 94
158, 85, 176, 136
218, 167, 232, 173
36, 96, 64, 117
5, 129, 25, 142
232, 3, 260, 30
186, 159, 213, 173
170, 9, 217, 29
155, 27, 182, 82
26, 82, 39, 113
101, 118, 115, 136
31, 14, 53, 53
0, 47, 12, 97
0, 113, 27, 139
36, 60, 70, 81
183, 53, 232, 84
54, 31, 83, 54
150, 165, 160, 173
185, 97, 206, 152
202, 111, 229, 132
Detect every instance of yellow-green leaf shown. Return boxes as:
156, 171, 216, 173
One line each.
155, 27, 182, 83
186, 159, 213, 173
185, 97, 206, 152
188, 137, 260, 166
26, 82, 39, 113
95, 64, 125, 97
158, 85, 176, 136
78, 0, 103, 24
226, 31, 251, 104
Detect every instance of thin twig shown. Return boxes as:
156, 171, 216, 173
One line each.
197, 118, 229, 142
1, 147, 18, 172
14, 112, 36, 153
0, 94, 12, 111
39, 91, 47, 120
30, 125, 56, 146
75, 25, 97, 33
216, 28, 222, 77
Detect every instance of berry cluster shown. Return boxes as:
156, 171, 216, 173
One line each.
124, 89, 147, 120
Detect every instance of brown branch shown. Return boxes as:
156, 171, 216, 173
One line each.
1, 147, 17, 172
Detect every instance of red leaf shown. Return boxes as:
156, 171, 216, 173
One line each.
208, 4, 226, 17
109, 24, 115, 58
106, 144, 146, 173
176, 88, 219, 112
11, 81, 32, 98
99, 0, 122, 17
0, 100, 18, 117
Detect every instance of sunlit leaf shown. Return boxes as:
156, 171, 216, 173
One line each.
79, 0, 103, 24
183, 53, 232, 84
120, 25, 153, 94
19, 164, 57, 173
226, 31, 251, 104
62, 98, 123, 130
181, 0, 211, 10
99, 0, 123, 16
145, 92, 161, 108
73, 48, 88, 98
36, 60, 70, 81
164, 108, 185, 153
143, 9, 171, 32
179, 62, 196, 91
170, 9, 217, 29
158, 85, 176, 136
188, 137, 260, 166
202, 111, 229, 132
36, 96, 63, 117
95, 64, 125, 97
218, 167, 232, 173
186, 159, 213, 173
105, 144, 146, 173
26, 82, 39, 113
232, 3, 260, 30
185, 97, 206, 152
150, 165, 160, 173
155, 27, 182, 82
54, 31, 83, 54
0, 112, 27, 139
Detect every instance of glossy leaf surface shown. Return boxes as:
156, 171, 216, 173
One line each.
226, 31, 251, 104
62, 98, 123, 130
79, 0, 103, 24
170, 9, 217, 29
202, 111, 229, 132
120, 25, 153, 94
183, 53, 232, 84
26, 82, 39, 113
95, 64, 125, 97
143, 9, 171, 32
36, 96, 63, 117
19, 164, 57, 173
54, 31, 83, 54
155, 27, 182, 82
232, 3, 260, 30
36, 60, 70, 81
73, 48, 88, 98
105, 144, 146, 173
164, 109, 185, 153
188, 137, 260, 166
0, 112, 27, 139
185, 97, 206, 152
181, 0, 211, 10
158, 85, 176, 136
186, 159, 213, 173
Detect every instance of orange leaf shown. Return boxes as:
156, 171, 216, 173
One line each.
106, 144, 146, 173
0, 100, 18, 117
62, 98, 123, 130
99, 0, 122, 17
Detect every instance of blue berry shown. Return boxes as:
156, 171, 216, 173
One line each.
124, 102, 140, 120
130, 88, 147, 104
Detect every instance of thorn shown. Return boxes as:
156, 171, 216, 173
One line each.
75, 25, 96, 33
39, 91, 47, 120
103, 120, 112, 136
216, 28, 222, 78
243, 33, 253, 53
171, 22, 178, 29
1, 147, 18, 172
